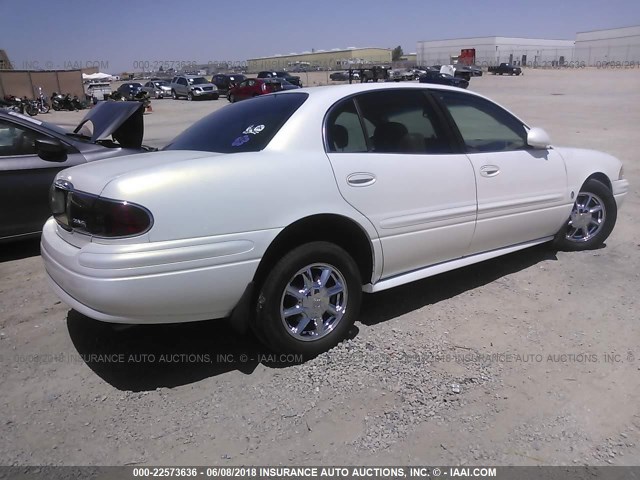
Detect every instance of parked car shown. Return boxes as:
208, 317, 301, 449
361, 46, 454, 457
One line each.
85, 82, 112, 102
330, 71, 349, 81
211, 74, 247, 94
170, 75, 219, 100
488, 63, 522, 75
389, 69, 415, 81
115, 82, 144, 100
257, 71, 302, 87
227, 78, 286, 102
0, 102, 152, 241
42, 84, 628, 357
463, 64, 483, 77
419, 71, 469, 88
142, 80, 172, 99
329, 71, 360, 82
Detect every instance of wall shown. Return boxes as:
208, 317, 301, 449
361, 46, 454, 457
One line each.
0, 69, 84, 99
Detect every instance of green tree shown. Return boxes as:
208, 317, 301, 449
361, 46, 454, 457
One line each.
392, 46, 404, 61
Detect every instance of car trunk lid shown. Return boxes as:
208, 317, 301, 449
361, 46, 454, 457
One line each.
73, 101, 145, 149
54, 150, 218, 196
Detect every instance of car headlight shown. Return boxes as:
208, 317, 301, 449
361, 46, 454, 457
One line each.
619, 166, 625, 180
193, 87, 202, 91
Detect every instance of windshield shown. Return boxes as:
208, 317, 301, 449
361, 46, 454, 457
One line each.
188, 77, 208, 85
154, 81, 169, 87
165, 93, 308, 154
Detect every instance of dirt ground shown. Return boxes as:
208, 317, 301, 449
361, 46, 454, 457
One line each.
1, 68, 639, 467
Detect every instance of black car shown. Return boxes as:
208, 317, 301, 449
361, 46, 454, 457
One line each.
0, 102, 152, 241
116, 82, 144, 99
257, 71, 302, 87
418, 71, 469, 89
330, 71, 349, 81
211, 74, 247, 94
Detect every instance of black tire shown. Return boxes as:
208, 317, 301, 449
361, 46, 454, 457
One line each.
253, 241, 362, 357
213, 94, 219, 100
25, 104, 38, 116
187, 92, 193, 101
228, 93, 235, 103
553, 178, 617, 251
172, 90, 178, 100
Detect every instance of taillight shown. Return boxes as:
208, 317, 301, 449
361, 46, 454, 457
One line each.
89, 198, 153, 237
50, 182, 153, 238
261, 83, 267, 92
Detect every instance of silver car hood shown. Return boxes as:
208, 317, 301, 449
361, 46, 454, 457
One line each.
74, 101, 144, 149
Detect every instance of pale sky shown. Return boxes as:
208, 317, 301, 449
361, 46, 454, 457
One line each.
2, 0, 639, 73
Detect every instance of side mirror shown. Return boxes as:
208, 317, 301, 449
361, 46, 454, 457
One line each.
36, 138, 67, 162
527, 127, 552, 149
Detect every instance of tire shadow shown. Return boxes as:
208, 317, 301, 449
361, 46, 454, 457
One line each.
66, 312, 270, 392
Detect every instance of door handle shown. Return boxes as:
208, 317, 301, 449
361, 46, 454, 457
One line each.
347, 173, 376, 187
479, 165, 500, 177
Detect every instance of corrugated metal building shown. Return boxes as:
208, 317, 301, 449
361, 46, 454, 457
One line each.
247, 47, 391, 72
417, 37, 575, 67
574, 25, 640, 65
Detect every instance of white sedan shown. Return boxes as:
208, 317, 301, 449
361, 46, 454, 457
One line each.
41, 83, 629, 356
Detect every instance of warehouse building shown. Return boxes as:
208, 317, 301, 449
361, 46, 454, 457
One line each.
247, 47, 391, 72
417, 37, 575, 68
574, 25, 640, 65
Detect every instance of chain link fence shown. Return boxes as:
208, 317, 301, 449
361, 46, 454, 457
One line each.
417, 44, 640, 69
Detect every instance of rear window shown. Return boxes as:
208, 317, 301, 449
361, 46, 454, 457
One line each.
164, 92, 308, 153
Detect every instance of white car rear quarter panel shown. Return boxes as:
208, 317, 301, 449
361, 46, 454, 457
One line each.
97, 150, 375, 243
41, 219, 269, 322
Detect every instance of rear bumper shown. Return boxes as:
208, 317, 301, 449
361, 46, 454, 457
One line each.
40, 219, 275, 324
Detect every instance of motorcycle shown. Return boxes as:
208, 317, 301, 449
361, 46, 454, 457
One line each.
34, 87, 50, 114
0, 95, 21, 113
51, 92, 87, 111
1, 95, 38, 116
51, 92, 68, 111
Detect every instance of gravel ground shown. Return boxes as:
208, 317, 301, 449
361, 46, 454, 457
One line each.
0, 68, 639, 466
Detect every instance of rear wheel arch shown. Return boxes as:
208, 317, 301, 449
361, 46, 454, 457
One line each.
253, 214, 375, 291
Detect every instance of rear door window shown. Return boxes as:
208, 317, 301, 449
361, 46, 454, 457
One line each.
326, 90, 452, 154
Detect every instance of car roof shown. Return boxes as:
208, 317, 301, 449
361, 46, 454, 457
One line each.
276, 82, 470, 102
272, 82, 529, 128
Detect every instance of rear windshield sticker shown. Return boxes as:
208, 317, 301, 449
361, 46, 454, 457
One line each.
232, 135, 250, 147
243, 124, 265, 135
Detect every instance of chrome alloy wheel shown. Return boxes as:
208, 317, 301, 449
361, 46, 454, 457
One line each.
566, 192, 606, 242
280, 263, 348, 341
